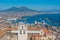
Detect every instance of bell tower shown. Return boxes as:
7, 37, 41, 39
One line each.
18, 22, 27, 40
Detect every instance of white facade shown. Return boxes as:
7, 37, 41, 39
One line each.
11, 22, 55, 40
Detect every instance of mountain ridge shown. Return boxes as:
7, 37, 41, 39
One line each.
1, 6, 40, 12
0, 6, 60, 14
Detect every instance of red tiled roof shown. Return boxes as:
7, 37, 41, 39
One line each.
4, 27, 18, 31
27, 27, 41, 30
42, 28, 50, 34
0, 30, 6, 36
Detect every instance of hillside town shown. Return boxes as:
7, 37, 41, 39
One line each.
0, 0, 60, 40
0, 17, 60, 40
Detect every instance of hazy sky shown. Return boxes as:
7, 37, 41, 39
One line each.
0, 0, 60, 10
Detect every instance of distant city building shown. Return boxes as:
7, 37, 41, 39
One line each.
0, 22, 56, 40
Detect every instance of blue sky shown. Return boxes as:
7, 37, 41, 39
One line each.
0, 0, 60, 10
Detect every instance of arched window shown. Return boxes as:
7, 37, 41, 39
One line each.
20, 30, 22, 34
43, 39, 44, 40
22, 25, 23, 29
40, 39, 41, 40
23, 30, 25, 34
38, 39, 39, 40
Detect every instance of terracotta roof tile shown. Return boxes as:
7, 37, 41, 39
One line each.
27, 27, 41, 30
4, 27, 18, 31
42, 28, 50, 34
0, 30, 6, 37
